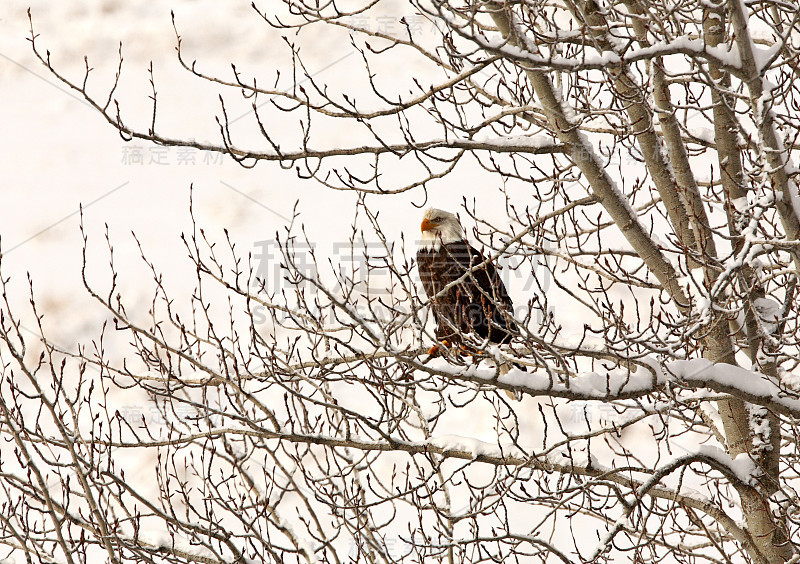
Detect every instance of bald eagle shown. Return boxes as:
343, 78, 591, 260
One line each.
417, 208, 520, 364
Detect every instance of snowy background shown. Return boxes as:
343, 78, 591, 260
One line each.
1, 0, 562, 501
1, 3, 726, 561
1, 0, 530, 345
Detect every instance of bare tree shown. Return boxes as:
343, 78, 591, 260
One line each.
3, 0, 800, 562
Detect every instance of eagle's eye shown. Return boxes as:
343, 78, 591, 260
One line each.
433, 216, 444, 222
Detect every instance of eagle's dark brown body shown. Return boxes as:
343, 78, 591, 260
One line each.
417, 240, 517, 345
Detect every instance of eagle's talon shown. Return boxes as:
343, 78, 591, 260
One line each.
427, 339, 452, 357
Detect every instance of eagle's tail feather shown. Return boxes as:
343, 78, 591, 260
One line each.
499, 361, 525, 401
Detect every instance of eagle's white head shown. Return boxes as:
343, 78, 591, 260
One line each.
419, 208, 464, 251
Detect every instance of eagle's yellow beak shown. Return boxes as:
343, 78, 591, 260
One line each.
421, 218, 436, 232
